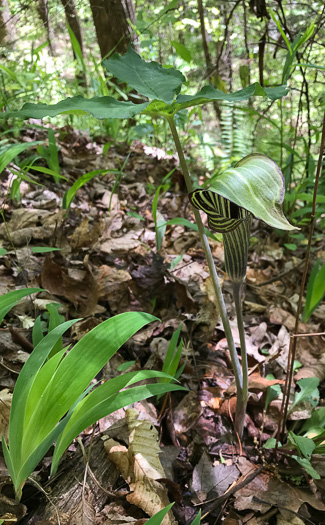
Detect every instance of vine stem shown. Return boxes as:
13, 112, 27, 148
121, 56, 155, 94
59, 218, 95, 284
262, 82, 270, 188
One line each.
166, 115, 245, 436
277, 108, 325, 443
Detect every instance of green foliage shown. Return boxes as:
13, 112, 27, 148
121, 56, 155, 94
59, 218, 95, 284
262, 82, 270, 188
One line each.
103, 46, 186, 104
0, 288, 43, 326
160, 325, 184, 386
302, 260, 325, 322
288, 377, 320, 416
62, 169, 117, 211
1, 48, 288, 124
0, 141, 42, 174
2, 311, 186, 498
206, 154, 296, 231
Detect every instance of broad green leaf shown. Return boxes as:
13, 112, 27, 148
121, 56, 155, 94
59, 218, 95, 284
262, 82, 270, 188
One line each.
0, 248, 7, 256
67, 24, 86, 74
1, 96, 150, 120
190, 511, 202, 525
292, 456, 320, 479
117, 360, 136, 372
0, 142, 42, 173
263, 438, 278, 449
103, 47, 185, 104
51, 371, 186, 474
207, 154, 296, 231
171, 41, 192, 63
173, 82, 289, 113
265, 383, 281, 412
289, 432, 315, 459
170, 254, 183, 269
301, 407, 325, 435
289, 377, 320, 414
303, 260, 325, 322
0, 288, 42, 325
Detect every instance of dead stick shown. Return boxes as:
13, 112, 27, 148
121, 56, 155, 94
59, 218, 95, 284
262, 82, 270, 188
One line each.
201, 465, 263, 519
277, 109, 325, 445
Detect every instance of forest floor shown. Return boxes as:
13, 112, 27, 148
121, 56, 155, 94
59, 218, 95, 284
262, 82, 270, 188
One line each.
0, 125, 325, 525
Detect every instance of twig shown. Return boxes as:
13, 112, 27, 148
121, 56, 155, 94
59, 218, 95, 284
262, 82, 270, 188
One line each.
277, 109, 325, 443
201, 465, 264, 519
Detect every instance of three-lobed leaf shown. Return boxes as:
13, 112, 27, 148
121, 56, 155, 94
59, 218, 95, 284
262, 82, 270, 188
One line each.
1, 48, 289, 122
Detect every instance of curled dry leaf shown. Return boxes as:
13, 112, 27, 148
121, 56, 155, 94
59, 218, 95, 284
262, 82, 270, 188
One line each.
104, 409, 176, 525
191, 451, 239, 503
41, 257, 98, 316
0, 389, 12, 443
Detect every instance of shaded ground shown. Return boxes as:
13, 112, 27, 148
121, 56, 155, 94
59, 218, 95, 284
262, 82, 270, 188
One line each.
0, 126, 325, 524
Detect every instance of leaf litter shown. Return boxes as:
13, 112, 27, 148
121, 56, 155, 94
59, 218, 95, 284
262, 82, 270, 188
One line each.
0, 130, 324, 524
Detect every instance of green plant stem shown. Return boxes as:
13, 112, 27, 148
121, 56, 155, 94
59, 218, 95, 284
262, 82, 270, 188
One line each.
232, 281, 248, 434
166, 115, 245, 435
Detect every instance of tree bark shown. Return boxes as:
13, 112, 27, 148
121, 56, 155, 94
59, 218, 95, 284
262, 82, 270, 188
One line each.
60, 0, 84, 58
89, 0, 137, 60
197, 0, 221, 122
0, 0, 14, 46
36, 0, 56, 56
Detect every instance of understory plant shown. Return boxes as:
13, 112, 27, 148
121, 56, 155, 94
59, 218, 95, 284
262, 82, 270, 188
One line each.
0, 289, 185, 500
1, 47, 295, 437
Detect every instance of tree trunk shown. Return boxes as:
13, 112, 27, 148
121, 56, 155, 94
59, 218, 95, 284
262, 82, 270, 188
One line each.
36, 0, 56, 56
89, 0, 137, 60
0, 0, 14, 46
60, 0, 84, 58
60, 0, 86, 85
197, 0, 221, 122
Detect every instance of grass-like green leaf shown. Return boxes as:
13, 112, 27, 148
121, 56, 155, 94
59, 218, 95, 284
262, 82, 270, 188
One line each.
0, 141, 42, 173
103, 46, 185, 104
5, 311, 185, 497
51, 371, 186, 474
62, 169, 117, 210
302, 260, 325, 322
0, 288, 43, 325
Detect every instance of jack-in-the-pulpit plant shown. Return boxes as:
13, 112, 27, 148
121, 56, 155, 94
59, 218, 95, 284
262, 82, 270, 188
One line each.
190, 153, 296, 433
1, 47, 294, 438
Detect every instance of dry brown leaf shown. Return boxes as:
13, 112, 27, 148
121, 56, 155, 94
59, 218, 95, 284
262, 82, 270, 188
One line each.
0, 493, 27, 522
104, 438, 130, 481
41, 258, 98, 316
104, 409, 176, 525
0, 208, 65, 246
0, 389, 12, 443
191, 451, 239, 503
127, 478, 173, 524
172, 392, 202, 435
234, 457, 325, 520
68, 217, 102, 249
69, 491, 96, 525
247, 372, 284, 392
